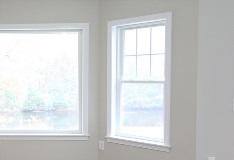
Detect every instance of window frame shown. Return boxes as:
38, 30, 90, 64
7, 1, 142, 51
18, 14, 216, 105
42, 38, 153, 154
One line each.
107, 13, 171, 151
0, 23, 89, 140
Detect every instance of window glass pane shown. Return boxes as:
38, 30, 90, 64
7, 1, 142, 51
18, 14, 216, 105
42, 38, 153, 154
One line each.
137, 28, 150, 55
151, 54, 165, 81
120, 83, 164, 141
151, 26, 165, 54
137, 55, 150, 80
124, 29, 136, 55
0, 32, 79, 131
123, 56, 136, 80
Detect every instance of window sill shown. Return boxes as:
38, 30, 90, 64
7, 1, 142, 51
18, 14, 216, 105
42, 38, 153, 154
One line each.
106, 136, 171, 152
0, 134, 90, 140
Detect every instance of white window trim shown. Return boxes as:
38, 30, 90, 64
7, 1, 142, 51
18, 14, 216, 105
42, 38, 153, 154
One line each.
0, 23, 89, 140
107, 13, 172, 151
106, 136, 170, 152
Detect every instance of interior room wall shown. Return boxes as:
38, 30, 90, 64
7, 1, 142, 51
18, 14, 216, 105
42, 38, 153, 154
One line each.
0, 0, 99, 160
1, 0, 218, 160
99, 0, 198, 160
197, 0, 234, 159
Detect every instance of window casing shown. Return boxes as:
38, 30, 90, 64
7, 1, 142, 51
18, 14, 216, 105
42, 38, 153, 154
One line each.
0, 24, 89, 140
107, 13, 171, 151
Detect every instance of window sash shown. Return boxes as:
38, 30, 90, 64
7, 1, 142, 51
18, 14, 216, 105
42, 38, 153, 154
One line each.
0, 23, 89, 139
118, 26, 166, 81
0, 30, 81, 133
116, 81, 166, 141
115, 24, 167, 141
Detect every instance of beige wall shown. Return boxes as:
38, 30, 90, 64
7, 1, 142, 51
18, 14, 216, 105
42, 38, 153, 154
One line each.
2, 0, 233, 159
0, 0, 99, 160
2, 0, 221, 160
197, 0, 234, 160
99, 0, 198, 160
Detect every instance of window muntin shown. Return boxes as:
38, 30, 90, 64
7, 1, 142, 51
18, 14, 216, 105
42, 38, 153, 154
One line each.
0, 24, 89, 138
121, 25, 165, 81
107, 13, 171, 148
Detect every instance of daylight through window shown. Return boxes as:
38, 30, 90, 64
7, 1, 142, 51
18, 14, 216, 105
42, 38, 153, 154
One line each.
0, 24, 89, 139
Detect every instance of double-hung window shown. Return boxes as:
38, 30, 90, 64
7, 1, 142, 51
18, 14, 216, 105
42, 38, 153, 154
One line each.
107, 13, 171, 151
0, 24, 89, 140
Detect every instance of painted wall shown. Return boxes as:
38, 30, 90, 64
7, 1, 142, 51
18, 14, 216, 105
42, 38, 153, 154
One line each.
197, 0, 234, 160
0, 0, 99, 160
2, 0, 224, 160
99, 0, 198, 160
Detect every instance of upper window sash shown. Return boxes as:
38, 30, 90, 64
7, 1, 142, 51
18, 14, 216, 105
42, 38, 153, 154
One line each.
117, 25, 167, 82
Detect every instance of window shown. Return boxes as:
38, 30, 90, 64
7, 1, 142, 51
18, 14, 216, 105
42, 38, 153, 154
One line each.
107, 13, 171, 151
0, 24, 89, 140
